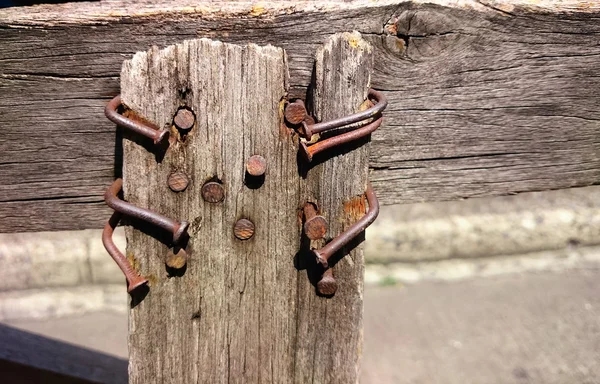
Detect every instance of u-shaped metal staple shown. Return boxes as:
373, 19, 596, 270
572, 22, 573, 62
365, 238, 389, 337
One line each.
313, 184, 379, 269
297, 89, 387, 162
105, 95, 170, 146
104, 178, 189, 245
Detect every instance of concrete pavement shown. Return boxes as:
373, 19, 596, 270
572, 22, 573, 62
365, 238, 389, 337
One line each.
4, 268, 599, 383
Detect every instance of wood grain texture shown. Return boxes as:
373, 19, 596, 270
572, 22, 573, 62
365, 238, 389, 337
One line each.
1, 1, 600, 232
296, 32, 373, 383
122, 39, 295, 384
122, 36, 373, 383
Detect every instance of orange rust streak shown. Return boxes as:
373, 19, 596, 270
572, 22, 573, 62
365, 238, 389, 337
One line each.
122, 109, 158, 129
343, 194, 367, 222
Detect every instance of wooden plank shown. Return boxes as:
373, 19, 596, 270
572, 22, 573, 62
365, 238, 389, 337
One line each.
1, 1, 600, 232
121, 34, 369, 383
122, 34, 373, 383
295, 32, 373, 382
0, 323, 127, 384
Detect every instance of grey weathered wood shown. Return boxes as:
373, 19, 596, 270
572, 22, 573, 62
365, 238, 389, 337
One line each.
1, 1, 600, 232
296, 32, 373, 383
122, 36, 373, 383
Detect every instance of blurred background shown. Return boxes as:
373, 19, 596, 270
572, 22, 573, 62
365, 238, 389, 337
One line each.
1, 186, 599, 383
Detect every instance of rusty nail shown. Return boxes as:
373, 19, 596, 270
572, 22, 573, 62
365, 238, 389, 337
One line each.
168, 171, 189, 192
234, 218, 255, 240
173, 107, 195, 130
102, 212, 148, 293
301, 117, 382, 163
303, 203, 328, 240
314, 184, 379, 268
105, 178, 189, 245
166, 248, 188, 269
317, 268, 338, 296
201, 181, 225, 203
301, 89, 387, 140
284, 99, 307, 125
105, 95, 169, 146
246, 155, 267, 177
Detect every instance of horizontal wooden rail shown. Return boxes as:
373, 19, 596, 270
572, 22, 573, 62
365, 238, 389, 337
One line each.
1, 0, 599, 232
0, 324, 126, 383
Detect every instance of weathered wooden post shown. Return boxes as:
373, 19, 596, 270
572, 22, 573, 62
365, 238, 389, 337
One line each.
119, 32, 376, 382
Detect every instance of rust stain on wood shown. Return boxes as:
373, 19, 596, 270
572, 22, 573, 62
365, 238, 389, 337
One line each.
344, 194, 367, 222
122, 108, 157, 129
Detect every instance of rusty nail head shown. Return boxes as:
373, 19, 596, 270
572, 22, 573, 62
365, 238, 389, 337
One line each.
246, 155, 267, 177
234, 218, 255, 240
168, 171, 189, 192
174, 107, 195, 130
166, 248, 188, 269
303, 203, 328, 240
201, 181, 225, 203
317, 269, 338, 296
284, 99, 307, 125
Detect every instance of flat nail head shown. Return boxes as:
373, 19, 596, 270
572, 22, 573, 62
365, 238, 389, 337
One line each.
168, 171, 189, 192
174, 107, 195, 130
285, 100, 307, 125
303, 203, 328, 240
317, 270, 338, 296
201, 181, 225, 203
234, 218, 255, 240
166, 248, 188, 269
246, 155, 267, 177
304, 216, 328, 240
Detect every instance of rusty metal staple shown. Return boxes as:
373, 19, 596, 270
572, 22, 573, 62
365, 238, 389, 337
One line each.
299, 89, 387, 162
105, 95, 170, 145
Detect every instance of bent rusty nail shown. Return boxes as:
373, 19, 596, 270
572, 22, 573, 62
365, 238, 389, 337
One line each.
102, 211, 148, 293
105, 178, 189, 244
300, 116, 382, 163
314, 184, 379, 268
302, 89, 387, 140
105, 95, 169, 146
